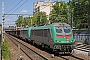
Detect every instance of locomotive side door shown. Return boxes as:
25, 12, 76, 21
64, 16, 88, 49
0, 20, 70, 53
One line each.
43, 29, 53, 46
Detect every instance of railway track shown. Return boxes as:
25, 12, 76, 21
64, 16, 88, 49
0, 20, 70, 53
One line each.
57, 54, 85, 60
56, 44, 90, 60
5, 33, 89, 60
5, 34, 48, 60
74, 44, 90, 56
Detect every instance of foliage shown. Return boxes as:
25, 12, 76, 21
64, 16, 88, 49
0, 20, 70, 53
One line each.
15, 16, 23, 27
23, 17, 32, 27
2, 39, 11, 60
82, 39, 88, 45
16, 12, 47, 27
15, 0, 90, 29
49, 0, 90, 29
71, 0, 90, 29
49, 1, 68, 23
16, 15, 33, 27
32, 12, 47, 26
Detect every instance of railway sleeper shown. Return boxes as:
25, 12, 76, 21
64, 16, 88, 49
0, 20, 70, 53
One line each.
74, 44, 90, 54
53, 45, 73, 54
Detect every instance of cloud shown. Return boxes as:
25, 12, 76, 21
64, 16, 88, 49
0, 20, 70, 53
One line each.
21, 10, 28, 12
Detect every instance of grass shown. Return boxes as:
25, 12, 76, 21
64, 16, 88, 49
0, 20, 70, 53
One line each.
2, 39, 11, 60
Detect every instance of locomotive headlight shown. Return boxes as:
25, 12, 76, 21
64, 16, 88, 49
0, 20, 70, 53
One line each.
70, 40, 72, 42
70, 40, 73, 42
56, 40, 59, 42
56, 40, 61, 43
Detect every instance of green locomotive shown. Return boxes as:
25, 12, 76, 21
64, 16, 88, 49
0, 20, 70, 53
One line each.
30, 23, 74, 53
6, 23, 74, 54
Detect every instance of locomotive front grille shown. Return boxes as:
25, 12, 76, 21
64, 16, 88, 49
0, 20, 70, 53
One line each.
54, 45, 74, 52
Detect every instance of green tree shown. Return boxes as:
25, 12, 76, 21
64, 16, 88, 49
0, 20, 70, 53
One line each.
15, 16, 23, 27
32, 12, 47, 26
71, 0, 89, 29
16, 15, 33, 27
49, 1, 68, 23
23, 17, 32, 27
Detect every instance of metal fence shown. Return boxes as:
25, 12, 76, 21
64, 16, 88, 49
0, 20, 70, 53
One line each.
73, 30, 90, 44
74, 34, 89, 41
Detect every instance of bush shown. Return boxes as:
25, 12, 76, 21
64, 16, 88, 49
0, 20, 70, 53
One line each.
2, 40, 11, 60
82, 39, 88, 45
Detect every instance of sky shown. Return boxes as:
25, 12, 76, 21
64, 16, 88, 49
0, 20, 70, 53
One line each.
0, 0, 69, 27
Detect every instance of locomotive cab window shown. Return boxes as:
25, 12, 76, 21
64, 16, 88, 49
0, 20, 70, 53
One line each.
64, 27, 70, 33
64, 29, 70, 33
55, 27, 62, 33
43, 29, 52, 38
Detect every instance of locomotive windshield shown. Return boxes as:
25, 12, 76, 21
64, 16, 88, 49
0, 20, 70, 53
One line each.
64, 28, 70, 33
55, 28, 62, 33
55, 25, 71, 34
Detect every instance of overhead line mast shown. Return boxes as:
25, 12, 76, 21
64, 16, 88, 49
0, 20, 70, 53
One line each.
2, 2, 4, 42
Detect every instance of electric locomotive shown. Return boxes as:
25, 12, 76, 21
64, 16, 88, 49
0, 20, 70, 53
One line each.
5, 23, 74, 54
30, 23, 74, 53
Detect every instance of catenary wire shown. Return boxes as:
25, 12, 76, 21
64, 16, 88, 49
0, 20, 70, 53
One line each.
11, 0, 28, 14
7, 0, 23, 13
5, 0, 28, 18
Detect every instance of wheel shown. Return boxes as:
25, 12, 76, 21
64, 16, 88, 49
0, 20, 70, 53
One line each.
41, 44, 45, 48
32, 41, 35, 45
